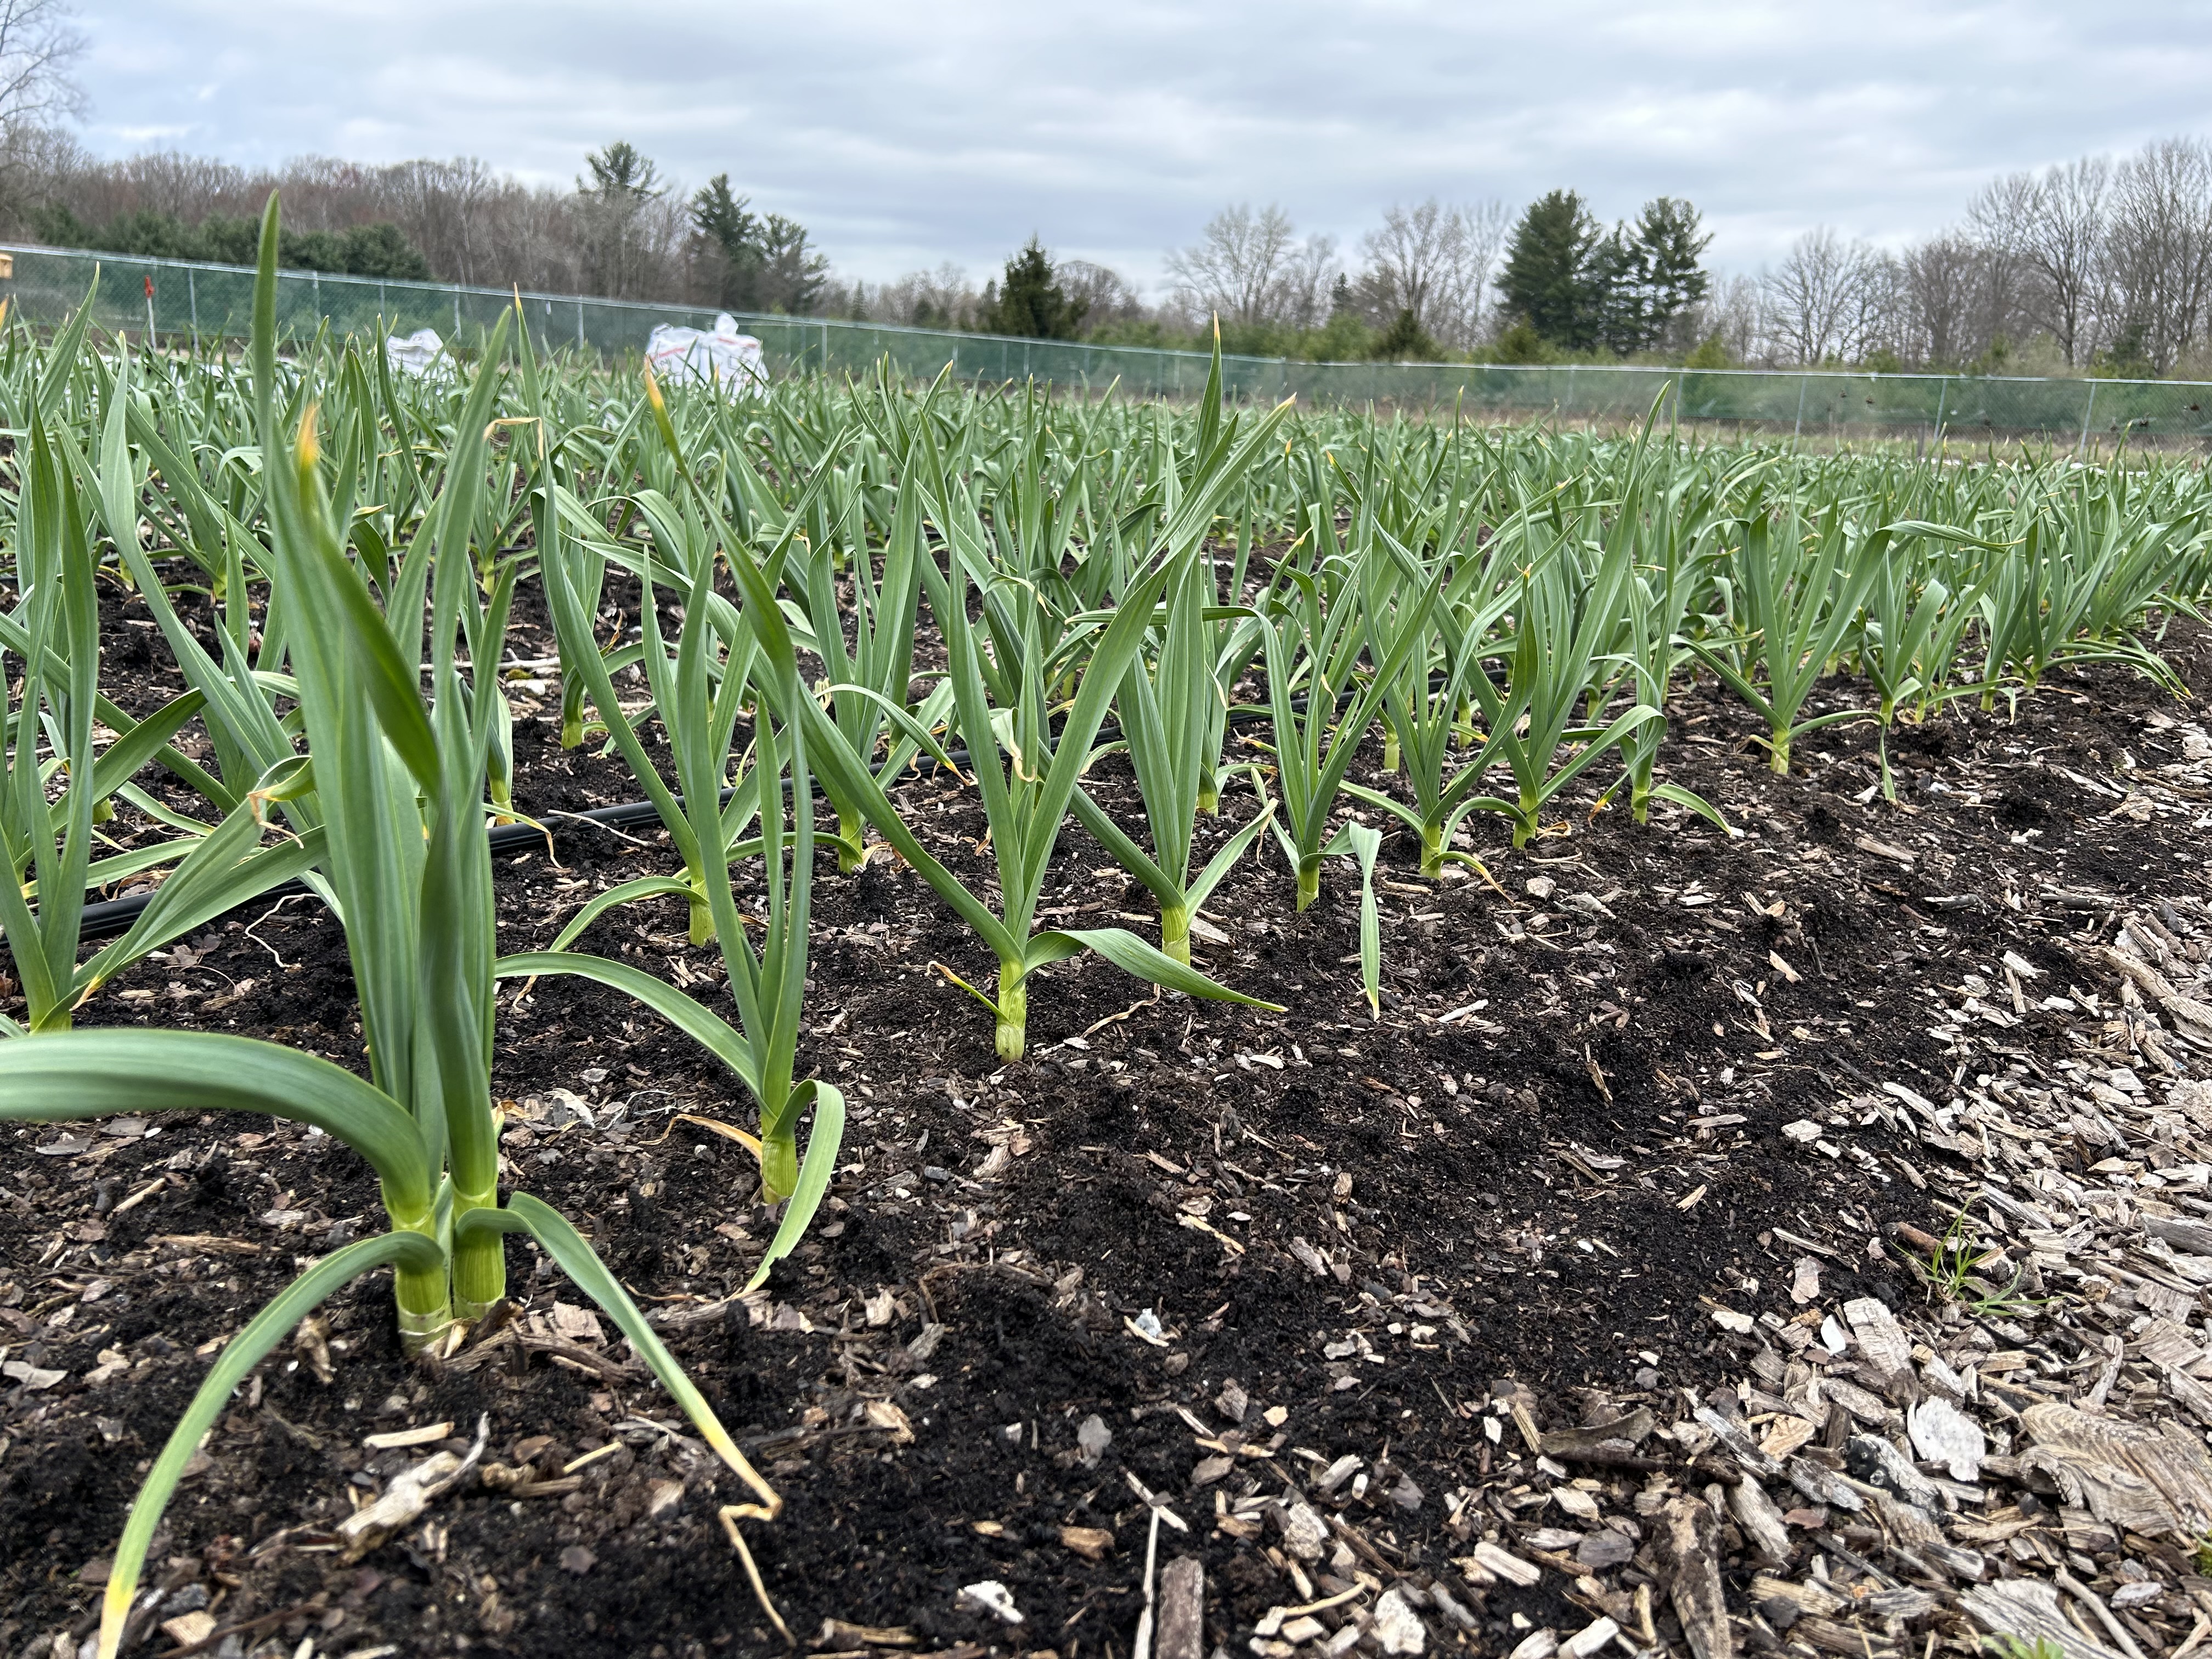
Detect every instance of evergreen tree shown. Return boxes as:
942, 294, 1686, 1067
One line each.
755, 213, 829, 314
691, 173, 764, 309
1587, 225, 1651, 356
1630, 196, 1712, 349
982, 238, 1086, 340
1372, 308, 1440, 360
334, 223, 432, 280
1684, 331, 1730, 370
578, 141, 665, 298
686, 177, 827, 314
1488, 317, 1554, 364
1498, 190, 1602, 349
36, 205, 428, 280
1499, 190, 1712, 357
584, 140, 662, 201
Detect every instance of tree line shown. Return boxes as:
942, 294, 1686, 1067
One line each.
1725, 139, 2212, 377
5, 107, 2211, 377
897, 135, 2212, 379
0, 132, 831, 314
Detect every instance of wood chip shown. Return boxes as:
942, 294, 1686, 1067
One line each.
148, 1234, 264, 1255
1853, 834, 1916, 866
1058, 1525, 1114, 1561
1541, 1409, 1654, 1459
2017, 1400, 2212, 1538
814, 1622, 918, 1651
1463, 1540, 1541, 1587
1562, 1616, 1621, 1659
336, 1415, 487, 1560
1961, 1578, 2129, 1659
363, 1421, 453, 1451
1657, 1498, 1731, 1659
1728, 1477, 1792, 1565
160, 1612, 218, 1648
1156, 1558, 1205, 1659
1842, 1296, 1911, 1378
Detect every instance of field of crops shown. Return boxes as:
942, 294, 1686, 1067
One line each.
9, 208, 2212, 1659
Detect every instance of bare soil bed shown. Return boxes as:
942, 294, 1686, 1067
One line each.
7, 597, 2212, 1659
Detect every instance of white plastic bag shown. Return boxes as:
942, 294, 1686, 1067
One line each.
385, 329, 448, 379
645, 313, 767, 394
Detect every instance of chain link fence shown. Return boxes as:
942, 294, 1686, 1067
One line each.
8, 240, 2211, 447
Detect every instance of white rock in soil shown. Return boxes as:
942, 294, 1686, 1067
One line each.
1908, 1395, 1987, 1481
957, 1581, 1023, 1626
1370, 1588, 1428, 1655
1076, 1413, 1113, 1467
1277, 1500, 1329, 1561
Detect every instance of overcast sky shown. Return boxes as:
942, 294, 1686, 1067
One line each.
78, 0, 2212, 295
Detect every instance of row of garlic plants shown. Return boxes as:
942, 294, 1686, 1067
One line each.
2, 200, 2209, 1654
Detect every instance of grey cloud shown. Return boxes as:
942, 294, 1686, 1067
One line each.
77, 0, 2212, 290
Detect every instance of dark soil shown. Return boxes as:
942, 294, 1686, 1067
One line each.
5, 586, 2209, 1659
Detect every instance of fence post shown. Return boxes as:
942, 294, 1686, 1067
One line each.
577, 300, 585, 352
2077, 382, 2097, 457
1932, 376, 1947, 447
1792, 375, 1809, 444
188, 269, 199, 336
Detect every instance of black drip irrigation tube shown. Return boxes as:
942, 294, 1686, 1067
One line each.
70, 667, 1482, 943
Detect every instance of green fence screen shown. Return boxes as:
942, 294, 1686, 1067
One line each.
8, 240, 2211, 445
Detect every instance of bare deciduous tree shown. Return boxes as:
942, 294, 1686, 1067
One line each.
1272, 233, 1340, 331
1901, 234, 1985, 366
2103, 137, 2212, 372
2022, 157, 2113, 366
1691, 272, 1769, 366
1964, 167, 2097, 367
1353, 198, 1504, 348
0, 0, 84, 127
873, 262, 983, 329
1166, 203, 1298, 326
1763, 227, 1874, 364
1056, 259, 1144, 328
1460, 199, 1510, 336
1849, 250, 1911, 364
